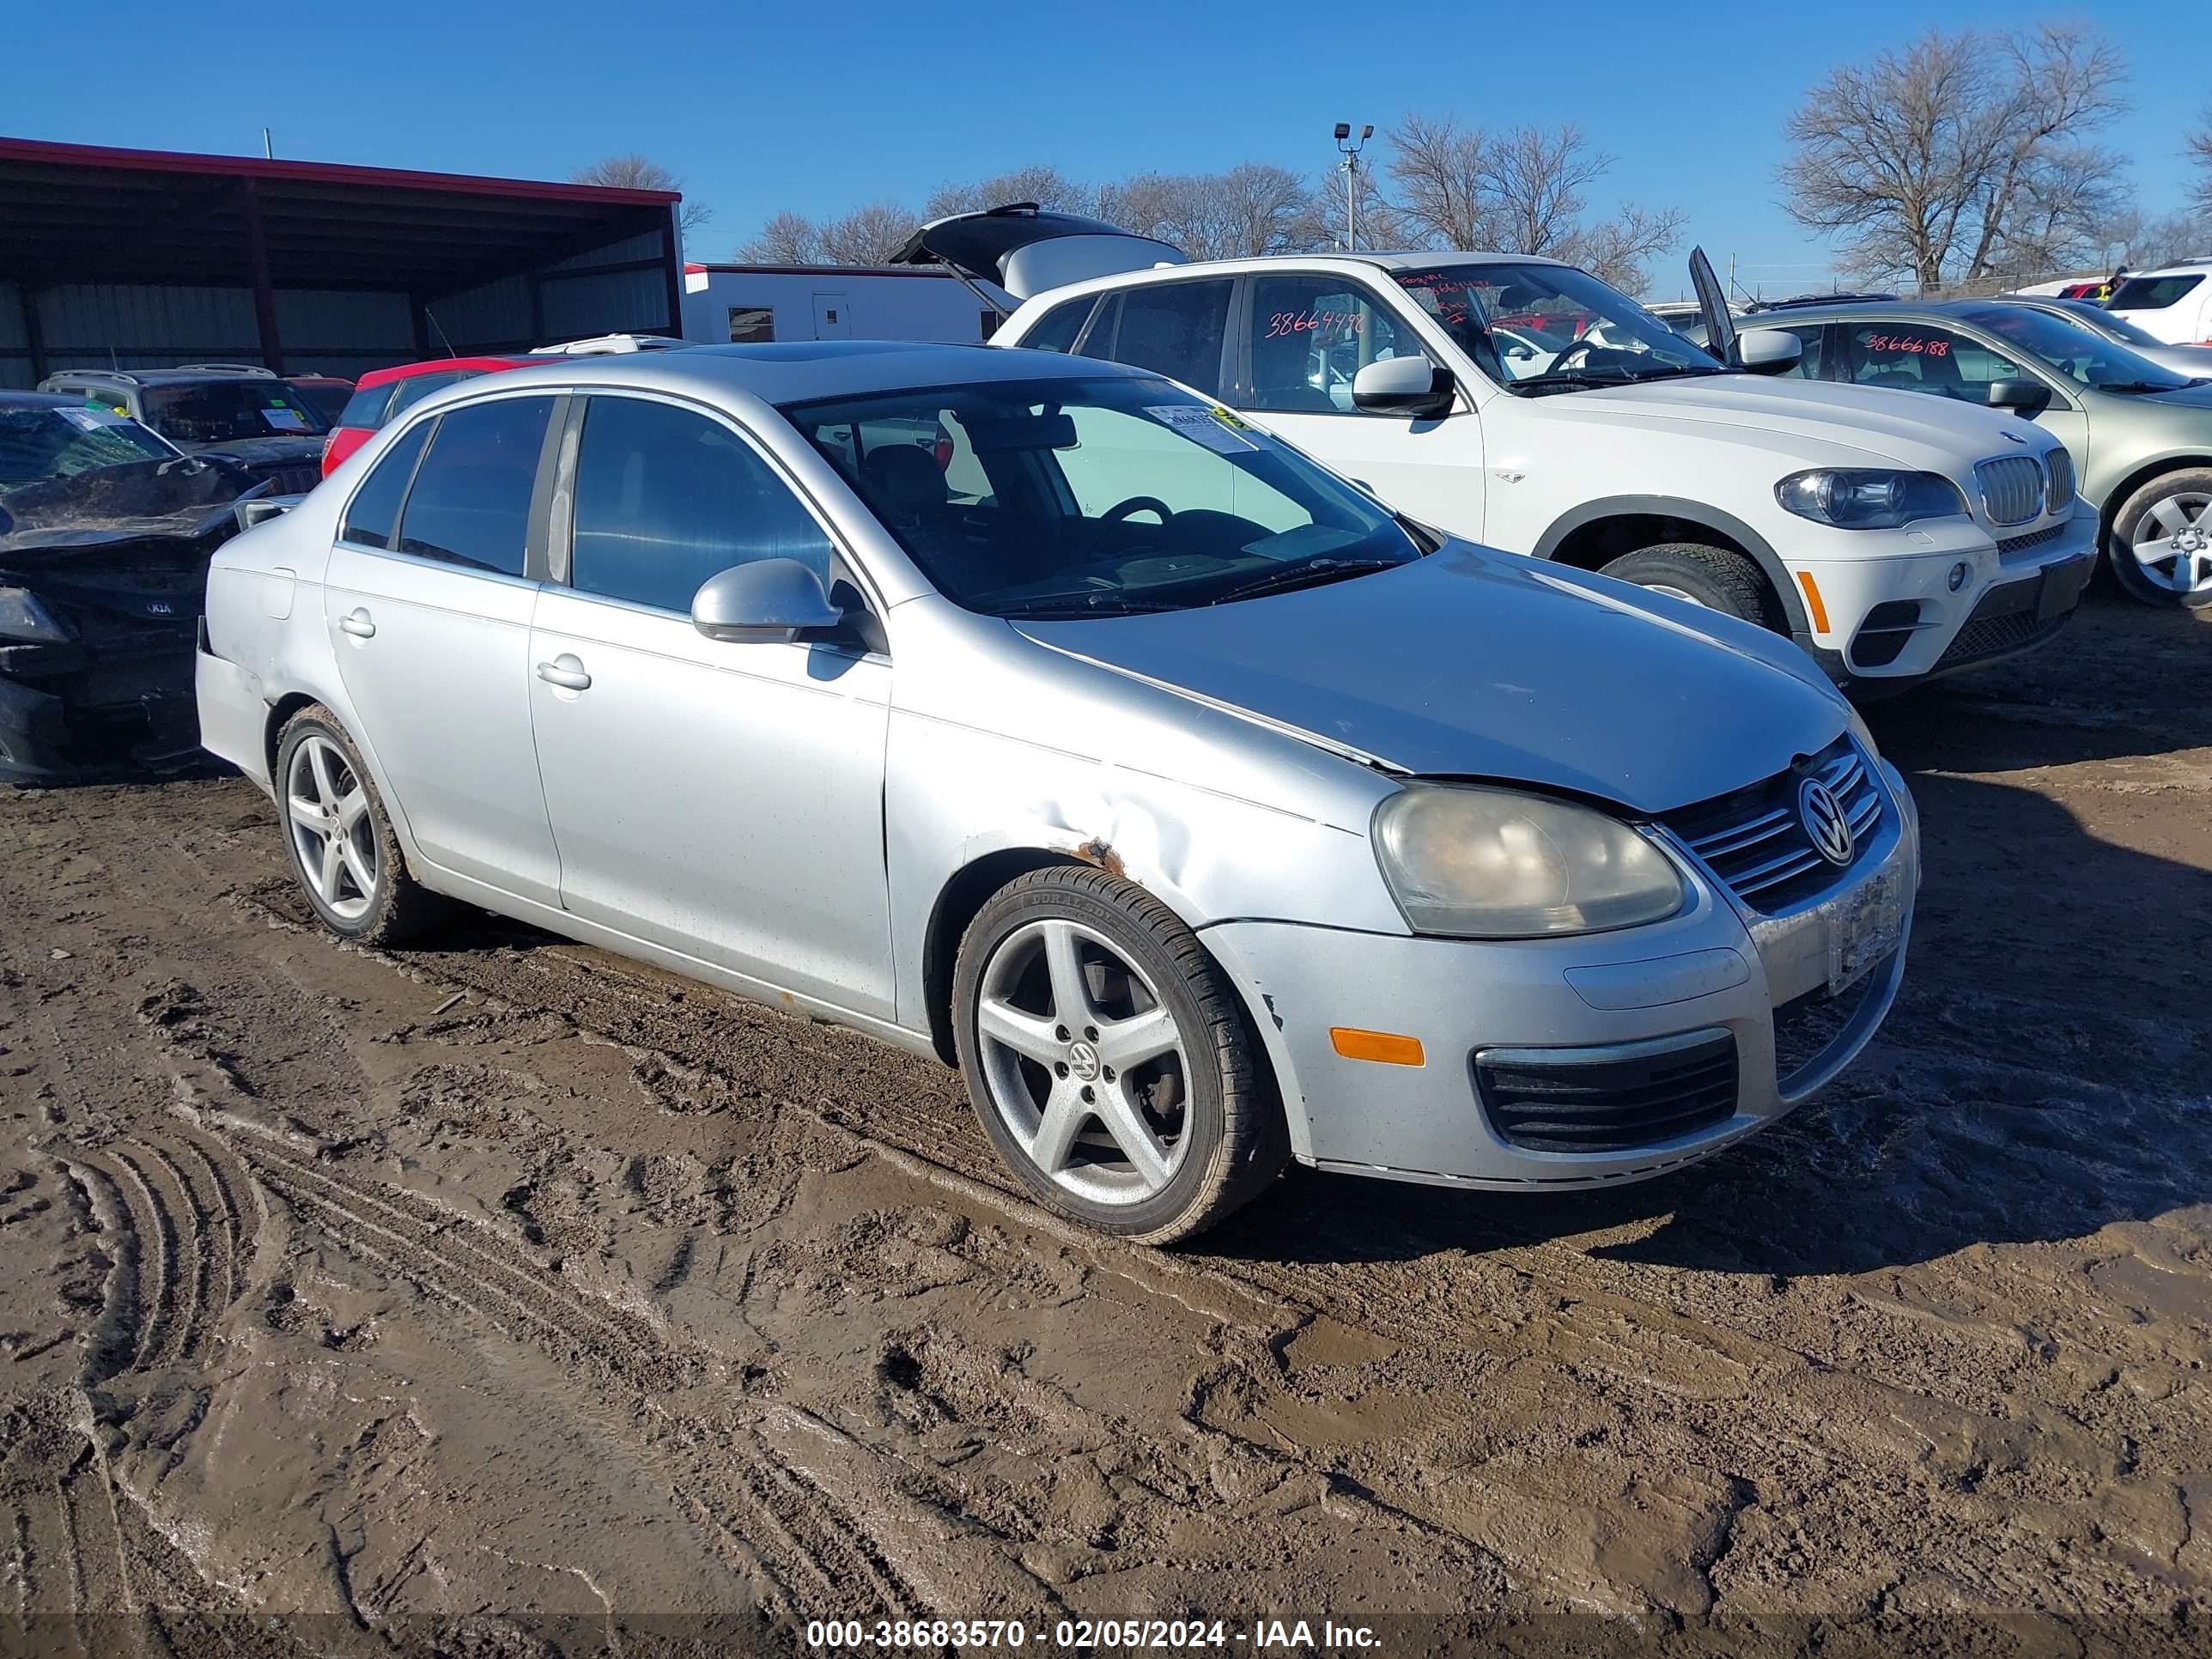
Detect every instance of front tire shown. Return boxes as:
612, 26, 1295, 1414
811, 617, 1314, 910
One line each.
274, 707, 445, 945
951, 867, 1286, 1244
2107, 468, 2212, 608
1597, 541, 1784, 629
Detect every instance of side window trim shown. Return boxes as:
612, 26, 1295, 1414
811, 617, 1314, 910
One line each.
1073, 293, 1120, 359
557, 388, 887, 635
359, 390, 562, 580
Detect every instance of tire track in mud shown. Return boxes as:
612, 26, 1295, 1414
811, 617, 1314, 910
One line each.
206, 1112, 1054, 1626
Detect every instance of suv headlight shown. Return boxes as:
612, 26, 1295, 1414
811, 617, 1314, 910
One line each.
0, 587, 73, 644
1373, 785, 1686, 938
1776, 469, 1966, 530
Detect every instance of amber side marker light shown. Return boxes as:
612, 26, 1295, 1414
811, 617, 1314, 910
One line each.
1329, 1028, 1426, 1066
1794, 570, 1832, 634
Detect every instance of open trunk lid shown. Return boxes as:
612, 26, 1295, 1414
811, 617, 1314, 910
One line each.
891, 204, 1185, 306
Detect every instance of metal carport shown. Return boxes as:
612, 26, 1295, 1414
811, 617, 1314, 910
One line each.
0, 137, 684, 386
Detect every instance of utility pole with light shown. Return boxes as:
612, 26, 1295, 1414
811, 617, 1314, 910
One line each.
1334, 123, 1373, 252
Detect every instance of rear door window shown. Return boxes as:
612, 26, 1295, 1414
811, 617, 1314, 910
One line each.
387, 368, 482, 420
1104, 280, 1234, 398
339, 418, 431, 550
568, 394, 834, 612
393, 397, 553, 575
336, 382, 396, 431
1018, 295, 1098, 355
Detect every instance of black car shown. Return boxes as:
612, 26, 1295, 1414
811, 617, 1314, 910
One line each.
36, 364, 329, 495
0, 392, 259, 781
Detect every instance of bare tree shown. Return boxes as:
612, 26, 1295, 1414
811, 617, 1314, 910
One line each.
570, 154, 711, 239
2191, 112, 2212, 216
817, 203, 920, 266
925, 167, 1095, 219
2102, 207, 2212, 270
737, 210, 823, 264
1387, 113, 1488, 249
1563, 204, 1691, 295
1210, 163, 1312, 257
1779, 27, 2126, 288
1480, 125, 1613, 258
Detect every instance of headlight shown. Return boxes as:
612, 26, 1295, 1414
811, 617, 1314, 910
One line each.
1373, 785, 1686, 938
1775, 469, 1966, 530
0, 586, 72, 644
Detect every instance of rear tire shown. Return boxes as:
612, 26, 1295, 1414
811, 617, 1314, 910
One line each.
951, 866, 1287, 1245
2106, 468, 2212, 608
1598, 541, 1784, 630
274, 707, 447, 945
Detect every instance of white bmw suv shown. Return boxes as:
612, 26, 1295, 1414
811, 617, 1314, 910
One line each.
922, 208, 2098, 691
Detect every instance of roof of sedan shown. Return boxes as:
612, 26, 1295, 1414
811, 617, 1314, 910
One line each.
0, 391, 82, 409
477, 339, 1153, 404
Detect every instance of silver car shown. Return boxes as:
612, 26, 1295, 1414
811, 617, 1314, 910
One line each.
196, 344, 1919, 1242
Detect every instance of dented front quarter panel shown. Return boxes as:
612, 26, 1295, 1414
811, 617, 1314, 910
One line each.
881, 594, 1408, 1041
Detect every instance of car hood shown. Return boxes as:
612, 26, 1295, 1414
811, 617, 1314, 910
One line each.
182, 435, 327, 465
0, 457, 258, 557
1533, 374, 2038, 471
1012, 545, 1849, 815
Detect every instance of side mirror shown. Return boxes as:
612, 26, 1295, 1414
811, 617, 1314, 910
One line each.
1351, 356, 1455, 419
1737, 330, 1803, 375
690, 558, 843, 645
1985, 378, 2052, 418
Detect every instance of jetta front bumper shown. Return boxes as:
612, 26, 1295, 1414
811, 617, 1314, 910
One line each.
1200, 763, 1919, 1189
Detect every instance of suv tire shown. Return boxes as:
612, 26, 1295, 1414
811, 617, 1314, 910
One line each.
1598, 543, 1784, 629
952, 866, 1287, 1244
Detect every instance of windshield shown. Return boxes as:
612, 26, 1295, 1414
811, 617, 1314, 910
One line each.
0, 407, 176, 496
1395, 262, 1724, 392
1960, 306, 2192, 392
140, 379, 328, 443
785, 375, 1421, 619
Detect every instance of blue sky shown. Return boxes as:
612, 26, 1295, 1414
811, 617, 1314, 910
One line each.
8, 0, 2203, 298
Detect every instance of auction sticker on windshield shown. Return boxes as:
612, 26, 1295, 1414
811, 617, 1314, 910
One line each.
1827, 862, 1904, 994
261, 408, 310, 433
1143, 405, 1258, 453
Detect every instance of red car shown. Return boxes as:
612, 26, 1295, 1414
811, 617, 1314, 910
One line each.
322, 355, 538, 476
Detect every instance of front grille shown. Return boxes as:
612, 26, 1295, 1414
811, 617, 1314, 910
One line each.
1661, 738, 1884, 913
1996, 523, 2066, 559
2044, 448, 2075, 514
1476, 1031, 1738, 1154
252, 462, 322, 495
1974, 455, 2045, 526
1933, 599, 2070, 671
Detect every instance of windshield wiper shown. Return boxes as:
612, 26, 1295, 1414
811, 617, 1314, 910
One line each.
994, 592, 1189, 620
2096, 380, 2187, 395
1205, 556, 1407, 605
1506, 363, 1719, 397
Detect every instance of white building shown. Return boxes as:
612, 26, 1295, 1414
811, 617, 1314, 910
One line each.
680, 264, 996, 346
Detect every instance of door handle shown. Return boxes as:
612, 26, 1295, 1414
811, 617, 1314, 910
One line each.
338, 608, 375, 639
536, 655, 592, 691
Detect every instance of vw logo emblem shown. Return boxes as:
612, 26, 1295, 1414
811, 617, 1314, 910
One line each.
1067, 1040, 1102, 1082
1799, 777, 1854, 866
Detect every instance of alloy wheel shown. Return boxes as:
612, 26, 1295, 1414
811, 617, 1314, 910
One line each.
286, 733, 379, 921
973, 918, 1192, 1206
2130, 490, 2212, 596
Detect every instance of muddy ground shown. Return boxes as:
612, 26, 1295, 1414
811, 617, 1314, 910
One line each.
0, 592, 2206, 1657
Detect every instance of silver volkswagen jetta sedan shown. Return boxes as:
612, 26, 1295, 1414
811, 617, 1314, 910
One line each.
197, 343, 1918, 1242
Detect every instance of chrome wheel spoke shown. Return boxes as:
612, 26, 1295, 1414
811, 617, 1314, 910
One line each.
318, 832, 345, 899
334, 786, 369, 833
1095, 1087, 1174, 1189
978, 995, 1062, 1065
2147, 495, 2197, 538
1028, 1085, 1087, 1174
1041, 921, 1092, 1026
307, 741, 342, 811
337, 835, 376, 900
287, 793, 328, 832
1096, 1005, 1177, 1071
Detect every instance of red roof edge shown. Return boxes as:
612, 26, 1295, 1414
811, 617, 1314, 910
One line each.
0, 136, 681, 208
